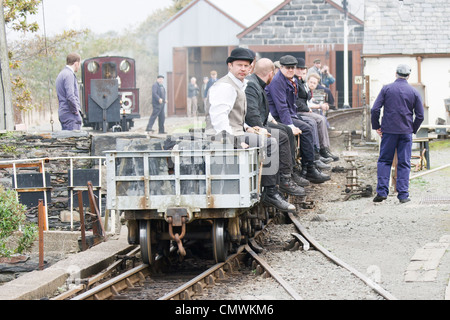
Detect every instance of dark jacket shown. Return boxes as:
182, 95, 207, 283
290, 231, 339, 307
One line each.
371, 78, 424, 134
265, 71, 298, 126
245, 73, 269, 127
152, 82, 166, 106
294, 75, 310, 113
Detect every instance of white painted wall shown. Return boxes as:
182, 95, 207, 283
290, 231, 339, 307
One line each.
365, 56, 450, 128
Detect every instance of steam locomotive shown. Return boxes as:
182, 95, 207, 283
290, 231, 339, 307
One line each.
81, 56, 140, 132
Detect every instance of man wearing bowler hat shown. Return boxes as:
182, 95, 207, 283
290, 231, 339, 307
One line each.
205, 48, 297, 212
266, 55, 330, 184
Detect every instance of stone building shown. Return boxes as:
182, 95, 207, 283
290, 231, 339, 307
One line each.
158, 0, 364, 116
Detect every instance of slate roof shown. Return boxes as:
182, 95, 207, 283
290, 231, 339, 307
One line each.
208, 0, 285, 28
363, 0, 450, 55
160, 0, 364, 34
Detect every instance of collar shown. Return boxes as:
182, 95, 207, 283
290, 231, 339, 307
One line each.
66, 65, 76, 74
227, 71, 248, 91
253, 74, 267, 89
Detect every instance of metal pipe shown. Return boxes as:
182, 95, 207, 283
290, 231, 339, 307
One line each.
78, 190, 87, 251
410, 163, 450, 180
38, 200, 45, 270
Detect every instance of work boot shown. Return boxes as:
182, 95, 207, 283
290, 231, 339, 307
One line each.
262, 186, 296, 212
315, 151, 332, 164
399, 198, 411, 204
320, 156, 333, 164
373, 194, 387, 202
306, 165, 331, 184
314, 159, 331, 171
279, 176, 306, 196
292, 171, 310, 187
320, 148, 339, 162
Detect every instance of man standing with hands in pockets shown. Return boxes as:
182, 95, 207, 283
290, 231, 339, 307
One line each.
371, 64, 424, 204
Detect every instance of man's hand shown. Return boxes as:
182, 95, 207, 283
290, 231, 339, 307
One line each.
292, 127, 302, 135
320, 103, 329, 111
376, 128, 383, 137
246, 126, 256, 134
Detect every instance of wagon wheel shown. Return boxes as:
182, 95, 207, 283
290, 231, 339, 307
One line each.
139, 220, 153, 265
212, 219, 229, 263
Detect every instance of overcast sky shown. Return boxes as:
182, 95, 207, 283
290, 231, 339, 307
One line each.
7, 0, 173, 40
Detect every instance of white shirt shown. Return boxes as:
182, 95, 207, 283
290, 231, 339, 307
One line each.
208, 72, 248, 134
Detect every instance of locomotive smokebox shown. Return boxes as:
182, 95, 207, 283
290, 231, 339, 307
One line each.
88, 79, 121, 132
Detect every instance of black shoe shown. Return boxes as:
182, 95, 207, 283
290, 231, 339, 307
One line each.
320, 156, 333, 164
159, 131, 168, 134
306, 166, 331, 184
320, 148, 339, 162
146, 129, 154, 133
373, 194, 387, 202
399, 198, 411, 204
262, 187, 296, 212
314, 159, 331, 171
279, 177, 306, 196
292, 171, 310, 187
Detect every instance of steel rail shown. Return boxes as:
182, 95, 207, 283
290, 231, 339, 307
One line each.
52, 246, 141, 300
287, 212, 398, 300
71, 263, 150, 300
158, 246, 246, 300
67, 220, 274, 300
244, 244, 303, 300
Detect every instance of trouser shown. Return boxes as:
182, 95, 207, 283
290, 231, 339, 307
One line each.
146, 103, 165, 133
237, 132, 279, 187
268, 122, 296, 166
298, 115, 320, 151
187, 96, 198, 117
265, 127, 292, 176
298, 112, 331, 149
376, 133, 412, 200
59, 112, 82, 131
290, 118, 315, 167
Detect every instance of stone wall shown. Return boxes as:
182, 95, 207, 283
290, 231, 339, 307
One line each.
240, 0, 363, 46
0, 131, 93, 230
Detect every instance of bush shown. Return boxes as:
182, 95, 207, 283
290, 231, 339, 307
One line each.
0, 185, 37, 257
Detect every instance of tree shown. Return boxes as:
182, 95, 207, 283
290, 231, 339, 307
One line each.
3, 0, 40, 33
4, 0, 191, 126
2, 0, 41, 129
1, 1, 14, 130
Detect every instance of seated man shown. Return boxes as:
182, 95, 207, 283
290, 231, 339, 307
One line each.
265, 55, 330, 184
205, 48, 296, 212
296, 69, 339, 161
245, 57, 310, 189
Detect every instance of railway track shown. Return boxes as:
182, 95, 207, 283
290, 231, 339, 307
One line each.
56, 212, 396, 301
286, 212, 397, 300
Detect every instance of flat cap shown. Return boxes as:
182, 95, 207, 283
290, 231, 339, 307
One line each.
279, 55, 298, 66
396, 64, 411, 76
226, 48, 255, 64
296, 57, 306, 68
313, 58, 321, 64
